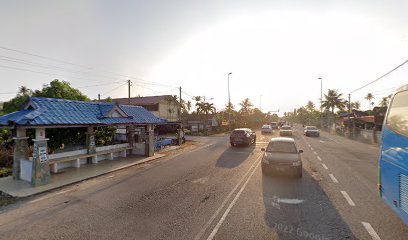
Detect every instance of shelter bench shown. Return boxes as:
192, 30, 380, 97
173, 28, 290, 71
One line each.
49, 147, 132, 173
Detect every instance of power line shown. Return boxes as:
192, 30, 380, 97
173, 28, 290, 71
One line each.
0, 45, 179, 88
100, 82, 127, 96
350, 59, 408, 94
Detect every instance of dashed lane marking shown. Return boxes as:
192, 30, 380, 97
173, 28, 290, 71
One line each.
313, 151, 318, 156
329, 174, 339, 183
361, 222, 381, 240
322, 163, 328, 170
193, 154, 262, 240
317, 156, 322, 161
341, 191, 356, 206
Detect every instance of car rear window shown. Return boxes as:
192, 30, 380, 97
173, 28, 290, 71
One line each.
306, 126, 317, 130
266, 141, 297, 153
232, 130, 245, 134
281, 126, 291, 130
262, 125, 270, 129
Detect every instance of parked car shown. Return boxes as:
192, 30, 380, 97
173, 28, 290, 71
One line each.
261, 124, 273, 134
261, 137, 303, 178
279, 125, 293, 136
230, 128, 256, 146
270, 122, 278, 130
304, 126, 320, 137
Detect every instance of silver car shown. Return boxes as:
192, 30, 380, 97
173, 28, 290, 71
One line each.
304, 126, 320, 137
261, 137, 303, 178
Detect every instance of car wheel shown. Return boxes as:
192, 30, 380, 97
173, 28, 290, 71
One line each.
230, 143, 235, 147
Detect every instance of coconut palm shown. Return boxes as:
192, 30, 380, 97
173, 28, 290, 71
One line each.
379, 96, 390, 107
365, 93, 374, 110
306, 101, 315, 112
201, 102, 216, 131
321, 89, 346, 114
351, 101, 361, 110
239, 98, 254, 115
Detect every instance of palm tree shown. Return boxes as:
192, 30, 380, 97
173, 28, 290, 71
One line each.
365, 93, 374, 110
165, 95, 178, 120
379, 97, 390, 107
321, 89, 346, 114
306, 101, 315, 112
18, 86, 31, 96
239, 98, 253, 115
201, 102, 216, 131
352, 101, 361, 110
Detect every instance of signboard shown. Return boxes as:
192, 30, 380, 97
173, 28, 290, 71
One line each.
39, 147, 48, 163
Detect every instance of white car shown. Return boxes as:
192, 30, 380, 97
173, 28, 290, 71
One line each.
304, 126, 320, 137
261, 124, 273, 134
279, 125, 293, 136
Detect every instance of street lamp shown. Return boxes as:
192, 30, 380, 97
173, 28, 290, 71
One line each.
228, 72, 232, 131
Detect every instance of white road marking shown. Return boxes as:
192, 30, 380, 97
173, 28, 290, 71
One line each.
313, 151, 318, 156
317, 156, 322, 161
206, 159, 261, 240
329, 174, 339, 183
319, 140, 325, 143
322, 163, 328, 170
192, 176, 209, 184
362, 222, 381, 240
278, 198, 304, 204
194, 154, 262, 240
310, 147, 314, 151
341, 191, 356, 206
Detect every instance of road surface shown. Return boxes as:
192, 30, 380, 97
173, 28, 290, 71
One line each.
0, 126, 407, 239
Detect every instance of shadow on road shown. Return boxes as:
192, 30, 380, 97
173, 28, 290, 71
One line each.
262, 169, 356, 240
215, 145, 256, 168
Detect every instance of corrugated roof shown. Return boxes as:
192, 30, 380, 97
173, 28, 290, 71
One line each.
113, 95, 172, 105
0, 97, 166, 127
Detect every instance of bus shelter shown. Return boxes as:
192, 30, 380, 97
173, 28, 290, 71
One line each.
0, 97, 167, 187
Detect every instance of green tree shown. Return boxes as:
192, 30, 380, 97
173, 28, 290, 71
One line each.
201, 102, 216, 131
239, 98, 254, 116
379, 96, 390, 107
365, 93, 374, 110
35, 79, 89, 101
321, 89, 346, 114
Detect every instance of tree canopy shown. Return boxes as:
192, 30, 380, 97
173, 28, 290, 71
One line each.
2, 79, 90, 114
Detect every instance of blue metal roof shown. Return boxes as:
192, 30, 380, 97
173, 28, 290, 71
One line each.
0, 97, 167, 127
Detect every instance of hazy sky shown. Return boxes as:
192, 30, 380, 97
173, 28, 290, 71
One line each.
1, 0, 408, 114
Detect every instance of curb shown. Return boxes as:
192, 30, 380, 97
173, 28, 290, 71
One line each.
1, 153, 167, 199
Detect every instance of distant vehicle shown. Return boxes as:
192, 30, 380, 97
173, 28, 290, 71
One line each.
230, 128, 256, 147
379, 84, 408, 225
279, 125, 293, 136
304, 126, 320, 137
261, 137, 303, 178
270, 122, 278, 130
261, 124, 273, 134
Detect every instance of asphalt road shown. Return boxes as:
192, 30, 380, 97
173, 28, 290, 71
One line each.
0, 126, 407, 239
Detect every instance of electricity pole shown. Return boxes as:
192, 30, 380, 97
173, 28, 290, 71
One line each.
179, 87, 182, 123
98, 94, 100, 101
228, 72, 232, 131
127, 80, 131, 104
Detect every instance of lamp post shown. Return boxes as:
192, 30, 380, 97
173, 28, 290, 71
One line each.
228, 72, 232, 131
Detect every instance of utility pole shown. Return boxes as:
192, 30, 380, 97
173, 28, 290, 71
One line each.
348, 93, 352, 138
318, 77, 323, 128
98, 94, 100, 101
127, 80, 131, 104
228, 72, 232, 131
179, 87, 182, 123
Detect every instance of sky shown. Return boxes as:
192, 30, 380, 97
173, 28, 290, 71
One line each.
0, 0, 408, 114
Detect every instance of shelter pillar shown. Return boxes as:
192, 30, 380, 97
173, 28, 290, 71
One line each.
86, 127, 97, 163
31, 128, 51, 186
145, 125, 154, 157
12, 127, 29, 179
